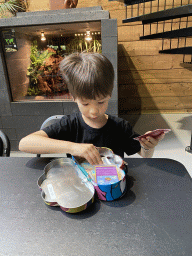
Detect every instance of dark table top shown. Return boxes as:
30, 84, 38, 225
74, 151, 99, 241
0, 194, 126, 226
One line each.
0, 157, 191, 256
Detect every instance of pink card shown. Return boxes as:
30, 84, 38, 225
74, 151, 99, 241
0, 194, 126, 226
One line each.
134, 129, 171, 141
96, 166, 119, 185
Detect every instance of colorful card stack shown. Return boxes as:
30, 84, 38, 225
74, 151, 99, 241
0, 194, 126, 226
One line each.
95, 165, 119, 185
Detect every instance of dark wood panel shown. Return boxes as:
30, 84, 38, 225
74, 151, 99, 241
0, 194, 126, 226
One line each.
118, 69, 192, 82
119, 96, 192, 112
119, 83, 192, 97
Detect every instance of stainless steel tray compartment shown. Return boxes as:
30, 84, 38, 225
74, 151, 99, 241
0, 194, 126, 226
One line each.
38, 158, 95, 213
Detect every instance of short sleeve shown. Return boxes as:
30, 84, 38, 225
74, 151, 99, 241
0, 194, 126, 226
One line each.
121, 119, 141, 156
42, 115, 72, 141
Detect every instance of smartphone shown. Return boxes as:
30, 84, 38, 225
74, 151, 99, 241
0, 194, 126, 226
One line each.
133, 129, 171, 141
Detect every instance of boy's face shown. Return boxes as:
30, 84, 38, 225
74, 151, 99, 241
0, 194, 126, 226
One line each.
74, 95, 111, 123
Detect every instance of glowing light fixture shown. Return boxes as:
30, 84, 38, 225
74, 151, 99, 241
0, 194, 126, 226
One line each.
41, 32, 46, 41
85, 31, 92, 41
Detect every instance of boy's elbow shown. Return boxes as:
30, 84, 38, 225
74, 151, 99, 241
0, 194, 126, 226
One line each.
18, 137, 25, 152
19, 136, 30, 152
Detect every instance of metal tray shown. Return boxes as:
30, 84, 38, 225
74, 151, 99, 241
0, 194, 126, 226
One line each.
37, 158, 95, 213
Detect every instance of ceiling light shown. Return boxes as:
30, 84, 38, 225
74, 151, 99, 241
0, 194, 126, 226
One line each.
85, 31, 92, 41
41, 32, 46, 41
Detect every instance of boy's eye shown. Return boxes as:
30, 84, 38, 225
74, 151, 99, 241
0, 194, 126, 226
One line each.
82, 103, 88, 106
98, 101, 104, 105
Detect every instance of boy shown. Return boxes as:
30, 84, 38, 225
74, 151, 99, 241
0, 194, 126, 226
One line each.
19, 52, 164, 165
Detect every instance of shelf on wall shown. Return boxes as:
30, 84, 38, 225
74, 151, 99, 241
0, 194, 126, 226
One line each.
159, 47, 192, 54
140, 27, 192, 40
123, 4, 192, 24
124, 0, 154, 6
108, 0, 154, 4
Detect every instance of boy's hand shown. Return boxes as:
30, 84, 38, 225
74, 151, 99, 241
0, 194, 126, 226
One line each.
71, 143, 103, 165
140, 131, 165, 150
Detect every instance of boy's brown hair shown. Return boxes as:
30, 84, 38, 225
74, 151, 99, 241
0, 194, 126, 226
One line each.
59, 52, 114, 99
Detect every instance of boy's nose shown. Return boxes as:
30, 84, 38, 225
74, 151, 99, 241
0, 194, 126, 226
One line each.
90, 107, 99, 115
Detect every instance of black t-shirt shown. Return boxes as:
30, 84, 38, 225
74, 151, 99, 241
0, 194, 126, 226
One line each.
43, 112, 141, 158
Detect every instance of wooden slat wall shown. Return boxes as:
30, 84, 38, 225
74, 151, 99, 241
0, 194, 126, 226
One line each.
28, 0, 192, 114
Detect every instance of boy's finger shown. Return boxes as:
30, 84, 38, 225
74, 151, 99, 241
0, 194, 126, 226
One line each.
141, 138, 154, 149
92, 153, 103, 165
88, 151, 103, 165
87, 156, 102, 165
158, 133, 165, 140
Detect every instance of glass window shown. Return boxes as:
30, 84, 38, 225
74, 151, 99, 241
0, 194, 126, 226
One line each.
0, 22, 101, 102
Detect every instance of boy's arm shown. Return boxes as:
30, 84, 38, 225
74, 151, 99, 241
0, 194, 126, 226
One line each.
19, 130, 73, 154
138, 147, 155, 158
137, 132, 165, 158
19, 130, 102, 165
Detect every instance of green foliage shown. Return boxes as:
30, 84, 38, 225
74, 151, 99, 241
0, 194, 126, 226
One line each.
66, 37, 101, 54
0, 0, 25, 16
27, 40, 54, 85
26, 37, 101, 97
27, 86, 42, 96
27, 40, 55, 96
93, 39, 102, 53
5, 38, 14, 44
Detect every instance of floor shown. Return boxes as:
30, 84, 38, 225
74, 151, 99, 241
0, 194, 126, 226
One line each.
10, 113, 192, 178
